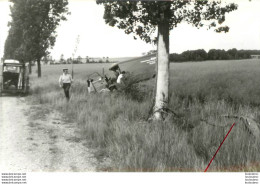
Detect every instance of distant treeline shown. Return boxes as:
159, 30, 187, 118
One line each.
170, 49, 260, 62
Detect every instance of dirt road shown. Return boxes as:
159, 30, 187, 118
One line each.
0, 97, 101, 172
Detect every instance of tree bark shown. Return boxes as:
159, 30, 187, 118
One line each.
153, 20, 170, 120
29, 61, 32, 74
37, 58, 41, 78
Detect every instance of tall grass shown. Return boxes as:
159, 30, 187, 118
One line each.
28, 60, 260, 171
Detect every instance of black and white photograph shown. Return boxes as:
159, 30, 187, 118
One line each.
0, 0, 260, 183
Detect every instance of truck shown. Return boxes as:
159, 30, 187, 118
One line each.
0, 59, 30, 96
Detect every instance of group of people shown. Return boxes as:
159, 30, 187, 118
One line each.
58, 66, 126, 101
109, 63, 126, 84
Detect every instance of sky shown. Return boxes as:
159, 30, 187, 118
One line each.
0, 0, 260, 60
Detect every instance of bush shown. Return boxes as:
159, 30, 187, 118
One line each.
115, 73, 152, 102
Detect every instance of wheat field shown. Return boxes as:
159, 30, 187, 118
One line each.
26, 59, 260, 171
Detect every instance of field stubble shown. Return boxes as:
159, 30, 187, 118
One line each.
29, 60, 260, 171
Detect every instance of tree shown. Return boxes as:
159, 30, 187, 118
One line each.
227, 48, 238, 59
4, 9, 33, 73
4, 27, 22, 60
60, 54, 65, 64
77, 56, 82, 63
86, 56, 89, 63
66, 57, 72, 64
208, 49, 228, 60
180, 49, 208, 61
195, 49, 208, 61
5, 0, 69, 77
97, 0, 238, 120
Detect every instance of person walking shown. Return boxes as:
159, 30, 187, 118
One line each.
59, 68, 73, 101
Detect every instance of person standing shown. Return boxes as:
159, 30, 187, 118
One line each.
87, 79, 95, 93
59, 68, 73, 101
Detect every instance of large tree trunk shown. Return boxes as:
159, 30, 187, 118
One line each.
153, 20, 170, 120
37, 59, 41, 78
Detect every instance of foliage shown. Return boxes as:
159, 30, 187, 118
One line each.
4, 26, 23, 60
4, 0, 69, 76
170, 49, 260, 62
97, 1, 238, 119
180, 49, 208, 61
115, 73, 152, 102
97, 1, 238, 43
208, 49, 229, 60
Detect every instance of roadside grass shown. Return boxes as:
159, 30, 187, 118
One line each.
28, 59, 260, 171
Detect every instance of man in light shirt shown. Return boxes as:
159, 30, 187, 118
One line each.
117, 71, 125, 84
59, 68, 73, 101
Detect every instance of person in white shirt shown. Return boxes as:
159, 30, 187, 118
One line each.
87, 79, 95, 93
59, 68, 73, 100
117, 71, 125, 84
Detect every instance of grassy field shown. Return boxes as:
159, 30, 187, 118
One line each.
27, 59, 260, 171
